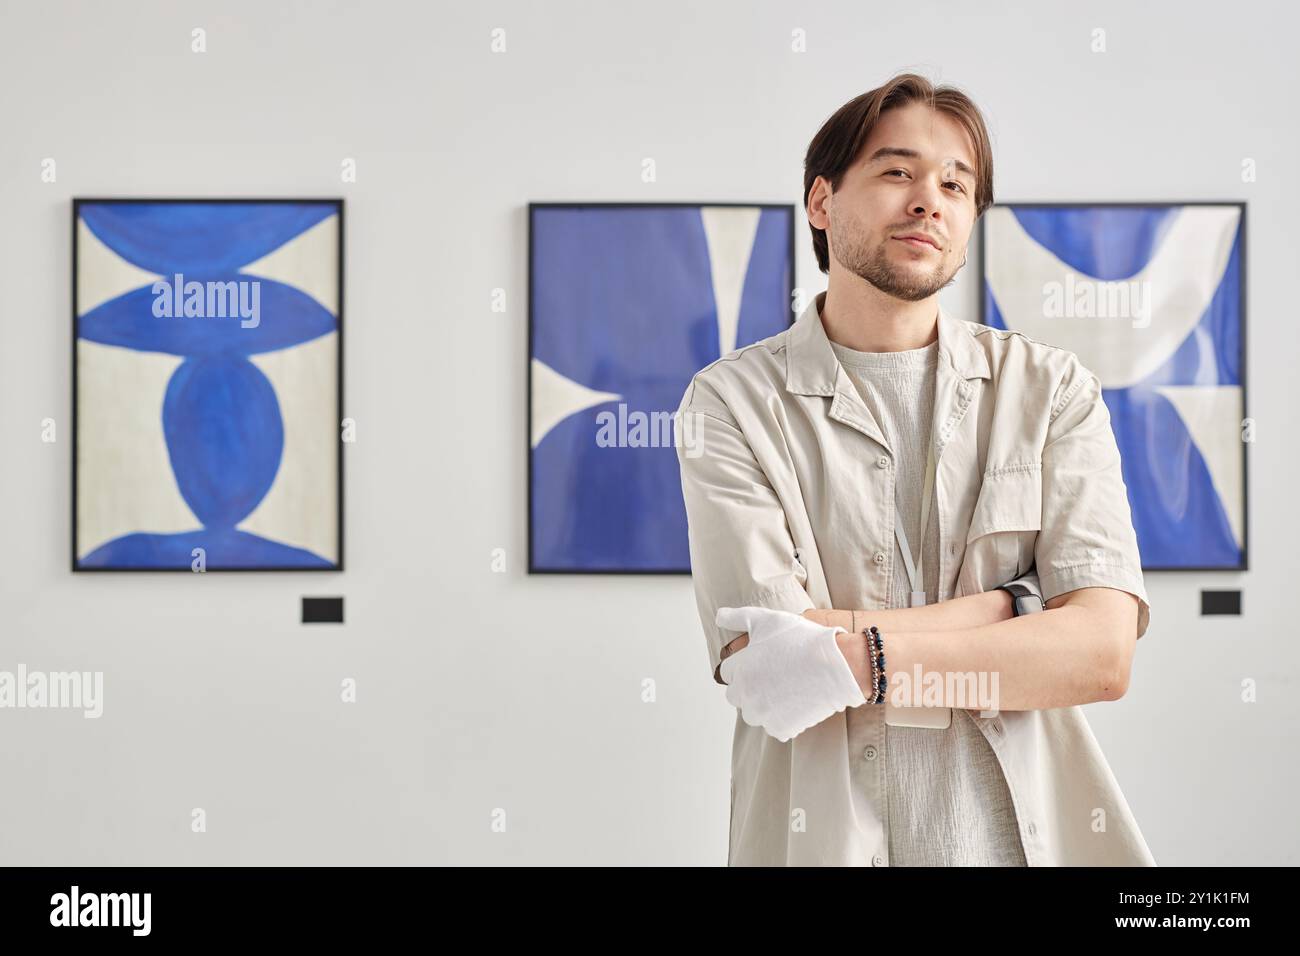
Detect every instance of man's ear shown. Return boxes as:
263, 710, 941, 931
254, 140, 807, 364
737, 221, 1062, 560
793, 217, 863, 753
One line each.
807, 179, 830, 229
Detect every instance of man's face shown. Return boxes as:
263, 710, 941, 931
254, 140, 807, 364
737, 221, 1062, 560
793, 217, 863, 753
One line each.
821, 101, 978, 301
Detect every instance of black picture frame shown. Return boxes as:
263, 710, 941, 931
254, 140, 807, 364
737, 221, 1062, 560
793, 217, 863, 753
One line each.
71, 197, 345, 573
526, 201, 797, 575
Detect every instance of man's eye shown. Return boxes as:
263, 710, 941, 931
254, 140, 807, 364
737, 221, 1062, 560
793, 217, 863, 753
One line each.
887, 169, 965, 193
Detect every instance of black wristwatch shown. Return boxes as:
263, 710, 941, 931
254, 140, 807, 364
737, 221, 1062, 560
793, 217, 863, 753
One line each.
997, 581, 1045, 616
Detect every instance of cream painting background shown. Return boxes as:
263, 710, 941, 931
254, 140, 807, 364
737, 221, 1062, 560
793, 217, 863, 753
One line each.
75, 211, 339, 564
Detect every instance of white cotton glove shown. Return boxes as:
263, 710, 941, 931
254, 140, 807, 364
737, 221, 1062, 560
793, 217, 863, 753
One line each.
716, 606, 866, 743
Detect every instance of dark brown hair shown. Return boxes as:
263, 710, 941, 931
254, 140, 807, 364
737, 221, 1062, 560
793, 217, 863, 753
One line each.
803, 72, 995, 273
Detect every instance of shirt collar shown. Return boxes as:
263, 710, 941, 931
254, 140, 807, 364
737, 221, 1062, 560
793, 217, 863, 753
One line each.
784, 290, 991, 396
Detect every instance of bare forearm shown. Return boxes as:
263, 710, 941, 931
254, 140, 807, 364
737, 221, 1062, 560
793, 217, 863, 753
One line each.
835, 603, 1123, 710
719, 589, 1012, 665
806, 589, 1014, 633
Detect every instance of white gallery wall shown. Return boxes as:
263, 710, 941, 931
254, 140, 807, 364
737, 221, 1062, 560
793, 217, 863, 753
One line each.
1, 0, 1296, 865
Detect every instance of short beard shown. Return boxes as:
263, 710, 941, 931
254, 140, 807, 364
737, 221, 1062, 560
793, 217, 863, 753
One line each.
831, 220, 960, 301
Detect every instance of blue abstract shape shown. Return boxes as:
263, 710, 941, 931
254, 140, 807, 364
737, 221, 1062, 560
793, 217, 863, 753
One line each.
533, 207, 717, 394
79, 529, 332, 569
79, 276, 336, 356
1106, 387, 1239, 569
532, 401, 691, 572
80, 202, 336, 274
1011, 206, 1181, 281
530, 205, 793, 571
163, 357, 283, 528
737, 210, 795, 347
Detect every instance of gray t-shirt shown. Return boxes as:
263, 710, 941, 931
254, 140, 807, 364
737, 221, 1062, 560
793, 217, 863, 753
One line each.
829, 335, 1027, 867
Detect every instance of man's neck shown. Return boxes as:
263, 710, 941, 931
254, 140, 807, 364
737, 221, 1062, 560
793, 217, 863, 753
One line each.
819, 276, 940, 353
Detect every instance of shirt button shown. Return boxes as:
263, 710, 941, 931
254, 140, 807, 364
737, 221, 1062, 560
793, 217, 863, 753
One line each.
873, 551, 887, 565
863, 745, 877, 760
1027, 822, 1037, 837
876, 455, 889, 469
872, 854, 886, 867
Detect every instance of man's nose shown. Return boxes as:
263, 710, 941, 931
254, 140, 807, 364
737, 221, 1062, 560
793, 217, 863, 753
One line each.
907, 181, 946, 221
905, 205, 944, 241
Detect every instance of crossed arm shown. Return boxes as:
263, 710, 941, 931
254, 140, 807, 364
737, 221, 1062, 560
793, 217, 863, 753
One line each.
718, 585, 1140, 710
681, 365, 1147, 713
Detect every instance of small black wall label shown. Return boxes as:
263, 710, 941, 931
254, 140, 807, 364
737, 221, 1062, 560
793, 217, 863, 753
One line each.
1200, 590, 1241, 616
302, 597, 344, 623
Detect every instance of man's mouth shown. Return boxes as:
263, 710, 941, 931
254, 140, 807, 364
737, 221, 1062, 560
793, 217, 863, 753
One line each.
894, 234, 941, 251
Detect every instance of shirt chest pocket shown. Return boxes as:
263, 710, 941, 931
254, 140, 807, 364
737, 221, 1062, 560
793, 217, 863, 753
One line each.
958, 464, 1043, 591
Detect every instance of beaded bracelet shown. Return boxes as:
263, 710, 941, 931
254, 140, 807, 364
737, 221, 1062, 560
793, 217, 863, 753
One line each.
862, 625, 887, 704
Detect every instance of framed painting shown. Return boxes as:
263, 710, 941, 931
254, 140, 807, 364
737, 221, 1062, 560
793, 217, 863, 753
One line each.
980, 201, 1246, 571
528, 202, 795, 573
73, 198, 344, 571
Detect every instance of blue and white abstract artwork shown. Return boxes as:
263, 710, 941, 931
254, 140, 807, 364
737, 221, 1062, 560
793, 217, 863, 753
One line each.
982, 203, 1245, 570
529, 203, 794, 572
74, 199, 342, 570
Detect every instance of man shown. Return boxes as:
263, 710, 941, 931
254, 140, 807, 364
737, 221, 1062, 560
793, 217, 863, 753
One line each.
674, 73, 1153, 866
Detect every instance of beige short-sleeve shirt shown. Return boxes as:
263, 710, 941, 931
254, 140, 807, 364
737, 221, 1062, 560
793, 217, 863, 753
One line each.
675, 290, 1153, 867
